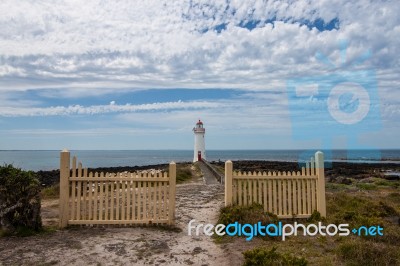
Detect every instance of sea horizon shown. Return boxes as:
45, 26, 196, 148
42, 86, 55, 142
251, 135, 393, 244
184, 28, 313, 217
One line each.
1, 149, 400, 171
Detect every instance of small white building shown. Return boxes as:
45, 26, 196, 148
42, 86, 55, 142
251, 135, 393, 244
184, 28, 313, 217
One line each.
193, 119, 206, 162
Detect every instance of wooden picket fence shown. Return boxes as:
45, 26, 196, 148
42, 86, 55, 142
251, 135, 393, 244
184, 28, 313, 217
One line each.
59, 150, 176, 228
225, 151, 326, 218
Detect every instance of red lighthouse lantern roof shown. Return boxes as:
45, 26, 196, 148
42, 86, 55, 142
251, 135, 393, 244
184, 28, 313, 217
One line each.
196, 119, 203, 125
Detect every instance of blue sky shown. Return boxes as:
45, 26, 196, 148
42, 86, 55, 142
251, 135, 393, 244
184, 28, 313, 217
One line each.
0, 0, 399, 150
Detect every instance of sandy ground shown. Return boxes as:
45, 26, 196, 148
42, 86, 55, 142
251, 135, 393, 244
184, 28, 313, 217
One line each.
0, 171, 243, 266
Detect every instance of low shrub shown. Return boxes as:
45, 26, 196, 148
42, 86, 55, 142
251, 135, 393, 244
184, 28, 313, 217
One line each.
218, 203, 278, 225
337, 238, 399, 265
355, 183, 377, 190
327, 192, 398, 227
41, 184, 59, 199
0, 164, 42, 234
306, 210, 325, 223
176, 165, 193, 183
387, 192, 400, 203
243, 246, 308, 266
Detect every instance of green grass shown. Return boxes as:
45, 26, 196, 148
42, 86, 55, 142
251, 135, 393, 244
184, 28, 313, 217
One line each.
243, 246, 308, 266
41, 184, 59, 199
326, 182, 349, 191
0, 225, 57, 237
218, 203, 278, 226
216, 187, 400, 265
326, 192, 398, 227
337, 238, 400, 266
192, 162, 202, 176
355, 183, 378, 190
176, 164, 193, 183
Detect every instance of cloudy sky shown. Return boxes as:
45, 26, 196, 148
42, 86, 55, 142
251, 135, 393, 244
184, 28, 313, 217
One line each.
0, 0, 399, 150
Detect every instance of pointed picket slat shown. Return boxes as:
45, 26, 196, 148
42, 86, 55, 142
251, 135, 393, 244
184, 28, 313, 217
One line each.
110, 174, 115, 220
278, 179, 282, 215
77, 181, 82, 220
248, 179, 253, 204
238, 180, 243, 206
116, 177, 120, 220
88, 172, 93, 220
82, 180, 87, 220
233, 180, 237, 204
293, 179, 297, 215
283, 179, 287, 215
297, 179, 302, 215
93, 172, 99, 220
71, 182, 76, 220
288, 179, 292, 216
302, 180, 306, 215
307, 179, 311, 215
253, 180, 257, 204
121, 176, 126, 222
268, 180, 272, 212
105, 174, 110, 220
72, 156, 77, 178
311, 179, 316, 212
311, 157, 315, 176
126, 179, 131, 221
272, 179, 277, 213
263, 180, 267, 212
137, 180, 142, 220
143, 180, 148, 220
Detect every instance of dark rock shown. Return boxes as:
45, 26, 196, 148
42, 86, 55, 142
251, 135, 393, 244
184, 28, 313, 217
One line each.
193, 247, 203, 254
383, 174, 400, 181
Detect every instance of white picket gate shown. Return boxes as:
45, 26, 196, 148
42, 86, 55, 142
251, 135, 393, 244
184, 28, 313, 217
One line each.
59, 150, 176, 228
225, 151, 326, 218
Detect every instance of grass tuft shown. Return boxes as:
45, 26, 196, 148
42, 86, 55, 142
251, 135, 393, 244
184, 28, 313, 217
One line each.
41, 184, 60, 199
337, 238, 399, 266
176, 164, 193, 183
326, 192, 398, 227
243, 246, 308, 266
218, 203, 278, 226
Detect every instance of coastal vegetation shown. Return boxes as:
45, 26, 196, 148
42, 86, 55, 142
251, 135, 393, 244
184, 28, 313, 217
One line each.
1, 160, 399, 265
216, 179, 400, 265
0, 164, 42, 236
176, 163, 195, 183
243, 246, 307, 266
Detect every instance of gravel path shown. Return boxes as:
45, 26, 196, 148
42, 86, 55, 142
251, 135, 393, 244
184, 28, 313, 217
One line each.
197, 161, 220, 185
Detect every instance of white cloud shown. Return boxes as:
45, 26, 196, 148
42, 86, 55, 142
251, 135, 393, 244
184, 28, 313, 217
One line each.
0, 100, 226, 117
0, 0, 399, 149
0, 0, 398, 92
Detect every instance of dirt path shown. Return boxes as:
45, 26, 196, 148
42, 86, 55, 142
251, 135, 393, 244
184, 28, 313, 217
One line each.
0, 171, 230, 265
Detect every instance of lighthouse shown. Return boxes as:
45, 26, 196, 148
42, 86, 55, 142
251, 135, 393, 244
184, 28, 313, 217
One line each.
193, 119, 206, 162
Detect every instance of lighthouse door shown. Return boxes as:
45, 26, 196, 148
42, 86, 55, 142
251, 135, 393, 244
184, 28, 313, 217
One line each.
198, 151, 202, 161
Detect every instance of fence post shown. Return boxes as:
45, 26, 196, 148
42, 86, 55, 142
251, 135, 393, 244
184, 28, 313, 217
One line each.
225, 160, 233, 206
59, 149, 70, 228
315, 151, 326, 217
168, 162, 176, 225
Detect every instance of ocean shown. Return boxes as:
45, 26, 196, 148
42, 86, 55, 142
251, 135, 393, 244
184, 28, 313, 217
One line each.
1, 150, 400, 171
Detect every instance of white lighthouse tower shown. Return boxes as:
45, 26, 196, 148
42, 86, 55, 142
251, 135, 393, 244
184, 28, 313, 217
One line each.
193, 119, 206, 162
